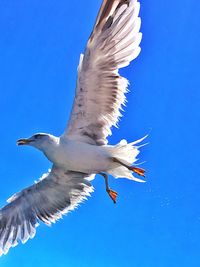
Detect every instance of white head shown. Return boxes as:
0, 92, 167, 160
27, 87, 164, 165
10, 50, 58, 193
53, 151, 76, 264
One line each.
17, 133, 58, 151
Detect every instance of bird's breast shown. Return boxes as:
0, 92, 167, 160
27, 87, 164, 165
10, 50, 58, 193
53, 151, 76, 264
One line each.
45, 139, 111, 173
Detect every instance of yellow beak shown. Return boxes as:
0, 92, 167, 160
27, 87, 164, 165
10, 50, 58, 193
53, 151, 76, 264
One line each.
17, 138, 32, 146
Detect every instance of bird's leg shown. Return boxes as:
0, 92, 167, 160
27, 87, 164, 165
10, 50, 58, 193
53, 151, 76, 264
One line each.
113, 158, 145, 177
99, 173, 118, 204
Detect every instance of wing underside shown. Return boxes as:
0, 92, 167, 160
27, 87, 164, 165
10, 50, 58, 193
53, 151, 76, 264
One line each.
65, 0, 142, 145
0, 167, 93, 256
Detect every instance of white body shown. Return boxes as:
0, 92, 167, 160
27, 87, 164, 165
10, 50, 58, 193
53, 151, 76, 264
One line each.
44, 138, 112, 173
41, 135, 144, 181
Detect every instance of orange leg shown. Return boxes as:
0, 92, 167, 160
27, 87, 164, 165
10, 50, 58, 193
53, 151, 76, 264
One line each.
128, 166, 145, 177
113, 158, 146, 177
100, 173, 118, 204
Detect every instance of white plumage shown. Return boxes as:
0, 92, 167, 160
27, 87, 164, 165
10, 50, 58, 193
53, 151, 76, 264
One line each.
0, 169, 93, 255
66, 0, 142, 145
0, 0, 145, 256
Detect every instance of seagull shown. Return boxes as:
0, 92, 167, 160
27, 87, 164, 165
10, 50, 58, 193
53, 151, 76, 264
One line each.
0, 0, 146, 256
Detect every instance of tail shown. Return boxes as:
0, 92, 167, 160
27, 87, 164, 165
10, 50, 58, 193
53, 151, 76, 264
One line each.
107, 136, 147, 182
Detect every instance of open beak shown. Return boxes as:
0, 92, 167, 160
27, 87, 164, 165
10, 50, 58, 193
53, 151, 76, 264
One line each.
17, 138, 33, 146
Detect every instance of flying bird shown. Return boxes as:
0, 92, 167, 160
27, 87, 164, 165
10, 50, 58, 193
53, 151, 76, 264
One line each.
0, 0, 145, 256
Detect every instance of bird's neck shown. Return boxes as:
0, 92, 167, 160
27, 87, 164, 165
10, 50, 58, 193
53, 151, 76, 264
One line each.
41, 137, 60, 163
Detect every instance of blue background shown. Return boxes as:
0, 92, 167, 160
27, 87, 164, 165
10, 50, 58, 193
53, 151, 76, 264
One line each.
0, 0, 199, 266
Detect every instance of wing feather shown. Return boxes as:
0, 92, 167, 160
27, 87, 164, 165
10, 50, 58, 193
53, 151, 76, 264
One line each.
64, 0, 142, 145
0, 167, 93, 256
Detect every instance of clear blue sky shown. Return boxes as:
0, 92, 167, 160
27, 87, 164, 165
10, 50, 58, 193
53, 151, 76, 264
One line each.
0, 0, 199, 266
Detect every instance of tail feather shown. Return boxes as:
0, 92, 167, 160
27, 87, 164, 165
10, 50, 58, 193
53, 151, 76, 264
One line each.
111, 139, 140, 164
107, 136, 147, 181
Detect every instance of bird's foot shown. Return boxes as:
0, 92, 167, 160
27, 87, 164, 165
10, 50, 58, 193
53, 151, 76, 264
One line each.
131, 166, 145, 177
112, 158, 145, 177
106, 189, 118, 204
99, 173, 118, 204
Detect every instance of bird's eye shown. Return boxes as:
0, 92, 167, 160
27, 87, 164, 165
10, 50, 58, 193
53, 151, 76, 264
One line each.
34, 134, 42, 139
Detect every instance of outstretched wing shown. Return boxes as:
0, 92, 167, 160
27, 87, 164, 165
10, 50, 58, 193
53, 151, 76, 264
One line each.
64, 0, 142, 145
0, 167, 93, 256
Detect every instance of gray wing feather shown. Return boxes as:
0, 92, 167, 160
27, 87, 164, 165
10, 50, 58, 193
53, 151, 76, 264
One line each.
0, 167, 93, 256
65, 0, 142, 145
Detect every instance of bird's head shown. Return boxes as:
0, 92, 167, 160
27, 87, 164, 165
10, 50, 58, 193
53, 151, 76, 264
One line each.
17, 133, 58, 150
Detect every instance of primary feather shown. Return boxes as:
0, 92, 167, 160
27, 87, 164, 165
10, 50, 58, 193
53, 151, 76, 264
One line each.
0, 167, 93, 256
